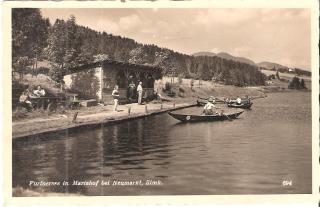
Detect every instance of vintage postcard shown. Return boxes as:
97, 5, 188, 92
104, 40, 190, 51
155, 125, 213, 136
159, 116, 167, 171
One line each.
2, 0, 319, 206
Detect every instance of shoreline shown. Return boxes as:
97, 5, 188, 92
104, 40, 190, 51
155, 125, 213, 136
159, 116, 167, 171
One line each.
12, 102, 196, 140
12, 83, 310, 140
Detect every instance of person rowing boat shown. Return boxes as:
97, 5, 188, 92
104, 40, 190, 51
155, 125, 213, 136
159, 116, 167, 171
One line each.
203, 96, 220, 115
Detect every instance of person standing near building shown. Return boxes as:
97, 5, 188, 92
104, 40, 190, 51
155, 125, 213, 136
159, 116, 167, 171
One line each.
112, 85, 119, 111
128, 81, 135, 103
137, 81, 143, 105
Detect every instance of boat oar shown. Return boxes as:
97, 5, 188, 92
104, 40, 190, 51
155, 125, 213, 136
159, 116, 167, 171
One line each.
220, 109, 232, 121
223, 113, 232, 121
194, 95, 208, 100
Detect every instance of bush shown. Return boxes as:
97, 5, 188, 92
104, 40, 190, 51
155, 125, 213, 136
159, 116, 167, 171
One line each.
288, 76, 304, 90
37, 67, 50, 75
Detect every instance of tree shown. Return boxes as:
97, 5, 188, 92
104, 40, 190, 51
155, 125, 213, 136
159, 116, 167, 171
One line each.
12, 8, 50, 74
93, 54, 109, 62
64, 15, 82, 68
300, 78, 306, 89
46, 19, 67, 83
12, 56, 32, 79
128, 46, 146, 64
46, 16, 83, 83
288, 76, 302, 89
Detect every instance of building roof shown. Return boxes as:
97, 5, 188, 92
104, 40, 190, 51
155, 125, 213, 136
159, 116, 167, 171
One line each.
64, 59, 162, 76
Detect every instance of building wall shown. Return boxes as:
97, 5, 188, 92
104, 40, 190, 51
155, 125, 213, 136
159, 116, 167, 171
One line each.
100, 63, 157, 104
101, 64, 119, 104
63, 62, 157, 104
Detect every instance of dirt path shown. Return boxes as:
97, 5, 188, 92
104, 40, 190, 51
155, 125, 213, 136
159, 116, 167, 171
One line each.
12, 102, 194, 139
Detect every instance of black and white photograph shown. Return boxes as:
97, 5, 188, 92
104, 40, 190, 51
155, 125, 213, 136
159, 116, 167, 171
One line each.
4, 1, 318, 200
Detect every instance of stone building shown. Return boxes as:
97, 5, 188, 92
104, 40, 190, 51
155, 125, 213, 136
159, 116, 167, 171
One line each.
63, 59, 162, 104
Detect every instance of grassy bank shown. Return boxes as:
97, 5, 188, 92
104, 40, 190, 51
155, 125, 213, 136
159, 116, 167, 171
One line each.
260, 69, 311, 92
155, 77, 266, 102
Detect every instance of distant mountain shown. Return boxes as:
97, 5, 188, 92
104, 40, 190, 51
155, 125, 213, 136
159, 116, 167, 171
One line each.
193, 51, 309, 75
193, 51, 256, 66
215, 52, 256, 66
257, 61, 288, 70
192, 51, 216, 57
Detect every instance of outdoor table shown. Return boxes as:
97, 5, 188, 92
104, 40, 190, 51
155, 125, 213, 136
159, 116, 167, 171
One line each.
29, 96, 58, 110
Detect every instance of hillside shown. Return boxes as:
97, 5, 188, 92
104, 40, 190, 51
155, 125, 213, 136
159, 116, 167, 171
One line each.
257, 61, 288, 70
193, 51, 256, 66
192, 51, 216, 57
13, 9, 267, 87
216, 52, 256, 66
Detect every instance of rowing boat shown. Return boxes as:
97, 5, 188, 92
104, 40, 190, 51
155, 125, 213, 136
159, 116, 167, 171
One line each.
168, 111, 243, 122
227, 102, 253, 109
196, 99, 225, 106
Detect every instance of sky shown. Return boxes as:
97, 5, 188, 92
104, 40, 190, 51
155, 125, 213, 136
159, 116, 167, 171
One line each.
41, 8, 311, 70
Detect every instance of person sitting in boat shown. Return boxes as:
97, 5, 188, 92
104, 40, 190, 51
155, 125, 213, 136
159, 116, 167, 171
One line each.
236, 96, 242, 105
244, 95, 251, 104
203, 96, 218, 115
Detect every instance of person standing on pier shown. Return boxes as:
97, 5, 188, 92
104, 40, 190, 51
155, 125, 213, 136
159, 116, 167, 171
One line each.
112, 85, 120, 111
137, 81, 143, 105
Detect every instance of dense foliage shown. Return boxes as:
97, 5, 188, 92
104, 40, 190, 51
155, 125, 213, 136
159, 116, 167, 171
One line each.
288, 77, 307, 90
12, 9, 267, 87
12, 8, 50, 76
70, 70, 100, 99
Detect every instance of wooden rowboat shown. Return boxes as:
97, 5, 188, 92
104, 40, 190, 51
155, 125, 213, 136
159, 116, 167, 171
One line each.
227, 102, 253, 109
196, 99, 224, 106
168, 111, 243, 122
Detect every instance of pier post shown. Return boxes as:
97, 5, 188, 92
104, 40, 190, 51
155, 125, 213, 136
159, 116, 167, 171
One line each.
72, 112, 78, 123
145, 105, 148, 114
173, 102, 175, 108
128, 106, 131, 115
160, 103, 163, 110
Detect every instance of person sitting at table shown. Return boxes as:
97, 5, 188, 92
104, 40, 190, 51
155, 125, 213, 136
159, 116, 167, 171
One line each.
33, 85, 46, 97
19, 89, 32, 111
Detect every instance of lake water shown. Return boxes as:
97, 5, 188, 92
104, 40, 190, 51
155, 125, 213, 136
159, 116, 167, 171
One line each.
12, 91, 312, 195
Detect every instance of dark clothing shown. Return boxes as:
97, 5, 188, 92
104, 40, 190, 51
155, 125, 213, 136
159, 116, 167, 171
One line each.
19, 102, 32, 111
128, 83, 135, 101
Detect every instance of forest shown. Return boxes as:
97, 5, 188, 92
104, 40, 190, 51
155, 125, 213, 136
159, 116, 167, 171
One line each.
12, 8, 266, 87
